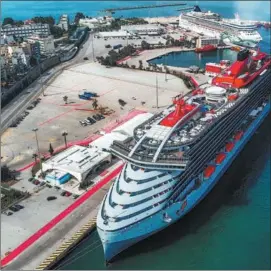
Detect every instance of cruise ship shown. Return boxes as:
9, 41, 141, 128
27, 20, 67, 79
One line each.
97, 48, 271, 264
179, 6, 262, 47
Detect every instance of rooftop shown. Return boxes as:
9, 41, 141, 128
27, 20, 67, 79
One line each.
42, 145, 111, 181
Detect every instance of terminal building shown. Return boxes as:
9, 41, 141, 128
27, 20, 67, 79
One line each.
97, 31, 132, 39
42, 145, 112, 183
120, 24, 165, 36
1, 23, 50, 39
196, 36, 220, 48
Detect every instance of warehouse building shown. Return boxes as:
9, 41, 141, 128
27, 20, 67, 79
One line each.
121, 24, 165, 35
42, 145, 112, 183
97, 31, 132, 39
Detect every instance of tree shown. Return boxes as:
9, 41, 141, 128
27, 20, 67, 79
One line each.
49, 143, 54, 156
3, 17, 14, 25
63, 96, 68, 104
92, 99, 98, 110
141, 40, 150, 50
50, 25, 65, 38
74, 12, 85, 24
30, 56, 38, 67
138, 60, 143, 70
14, 20, 24, 26
32, 153, 38, 163
32, 16, 55, 25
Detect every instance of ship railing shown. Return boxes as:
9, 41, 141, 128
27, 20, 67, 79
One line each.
166, 83, 270, 205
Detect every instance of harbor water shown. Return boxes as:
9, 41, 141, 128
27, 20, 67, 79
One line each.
2, 1, 270, 270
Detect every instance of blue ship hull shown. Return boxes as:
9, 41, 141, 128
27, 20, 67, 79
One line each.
98, 102, 270, 263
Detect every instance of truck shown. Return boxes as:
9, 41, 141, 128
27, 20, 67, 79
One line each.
113, 44, 123, 50
78, 91, 98, 100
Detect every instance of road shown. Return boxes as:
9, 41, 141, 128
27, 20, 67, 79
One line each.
1, 32, 98, 133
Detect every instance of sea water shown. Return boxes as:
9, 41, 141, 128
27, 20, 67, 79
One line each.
2, 1, 270, 269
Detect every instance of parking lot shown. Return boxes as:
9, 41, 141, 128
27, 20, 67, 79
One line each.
1, 186, 74, 257
1, 61, 187, 172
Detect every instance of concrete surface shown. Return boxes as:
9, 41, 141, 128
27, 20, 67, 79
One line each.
1, 62, 188, 172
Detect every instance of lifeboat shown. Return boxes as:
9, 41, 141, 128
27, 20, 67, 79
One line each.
234, 131, 244, 141
228, 93, 239, 101
204, 165, 216, 178
215, 153, 226, 164
225, 142, 234, 152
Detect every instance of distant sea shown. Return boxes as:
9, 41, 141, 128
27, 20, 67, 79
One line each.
2, 1, 270, 270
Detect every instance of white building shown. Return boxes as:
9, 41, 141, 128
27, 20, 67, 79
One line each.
121, 24, 165, 35
1, 23, 50, 38
58, 14, 69, 31
196, 36, 220, 48
91, 113, 154, 150
79, 17, 112, 30
27, 34, 55, 55
97, 31, 132, 39
42, 145, 112, 182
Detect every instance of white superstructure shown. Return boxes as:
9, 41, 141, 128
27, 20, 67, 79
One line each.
178, 6, 262, 46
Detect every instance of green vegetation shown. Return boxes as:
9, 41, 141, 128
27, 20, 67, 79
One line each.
74, 12, 86, 24
2, 17, 14, 25
79, 179, 94, 190
32, 16, 55, 25
1, 185, 30, 211
97, 44, 137, 66
3, 17, 24, 27
50, 25, 65, 38
1, 166, 14, 182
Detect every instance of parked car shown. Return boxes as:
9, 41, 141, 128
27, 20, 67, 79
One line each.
47, 196, 57, 201
46, 184, 52, 188
60, 191, 66, 196
27, 105, 34, 110
4, 211, 13, 216
87, 117, 96, 124
65, 192, 71, 197
14, 204, 24, 210
85, 119, 94, 125
79, 120, 87, 126
105, 44, 111, 48
9, 206, 19, 212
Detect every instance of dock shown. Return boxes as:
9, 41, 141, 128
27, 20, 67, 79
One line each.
35, 217, 97, 270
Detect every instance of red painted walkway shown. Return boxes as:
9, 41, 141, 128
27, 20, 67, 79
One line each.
1, 164, 124, 267
1, 109, 147, 267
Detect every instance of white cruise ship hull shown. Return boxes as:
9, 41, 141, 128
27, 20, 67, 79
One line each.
97, 101, 270, 263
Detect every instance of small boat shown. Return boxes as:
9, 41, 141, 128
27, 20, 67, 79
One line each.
195, 44, 217, 53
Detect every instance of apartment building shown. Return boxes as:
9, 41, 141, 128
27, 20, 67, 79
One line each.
1, 23, 50, 38
27, 33, 55, 56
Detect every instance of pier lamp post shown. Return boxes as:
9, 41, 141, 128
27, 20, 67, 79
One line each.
156, 73, 159, 109
91, 31, 95, 62
164, 44, 168, 82
62, 131, 68, 149
37, 58, 45, 96
32, 128, 43, 175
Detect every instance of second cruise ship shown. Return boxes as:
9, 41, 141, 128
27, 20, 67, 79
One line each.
97, 48, 271, 264
179, 5, 262, 47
